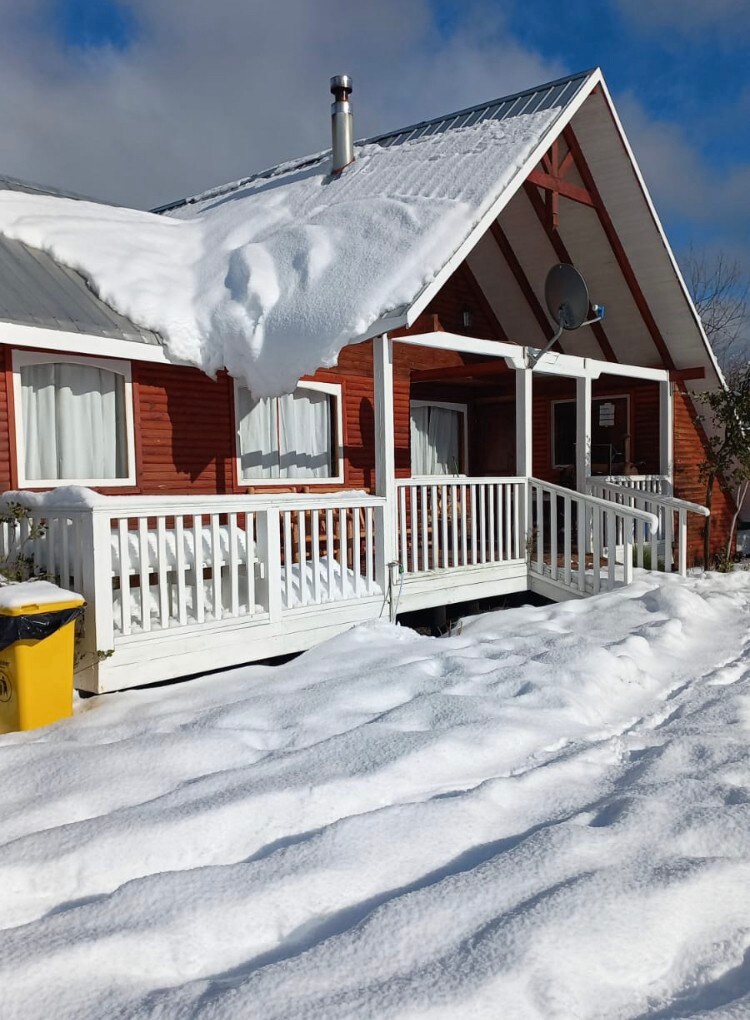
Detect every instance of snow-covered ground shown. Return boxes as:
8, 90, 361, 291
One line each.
2, 571, 750, 1019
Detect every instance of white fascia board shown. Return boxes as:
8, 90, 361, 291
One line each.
403, 69, 603, 329
594, 79, 725, 390
0, 321, 173, 364
395, 331, 526, 365
396, 330, 669, 382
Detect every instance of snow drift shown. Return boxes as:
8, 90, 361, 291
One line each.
0, 108, 561, 397
1, 571, 750, 1018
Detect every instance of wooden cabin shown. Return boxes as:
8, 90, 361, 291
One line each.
0, 69, 732, 693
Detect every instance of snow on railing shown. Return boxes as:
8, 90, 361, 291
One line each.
586, 479, 709, 577
396, 477, 526, 575
528, 478, 659, 595
0, 491, 385, 651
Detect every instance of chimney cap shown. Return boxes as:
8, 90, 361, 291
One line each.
330, 74, 353, 97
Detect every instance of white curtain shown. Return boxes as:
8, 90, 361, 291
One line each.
21, 362, 127, 481
238, 387, 334, 481
410, 404, 461, 475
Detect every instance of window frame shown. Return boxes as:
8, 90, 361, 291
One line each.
234, 379, 345, 486
551, 394, 631, 470
409, 399, 469, 477
12, 350, 137, 489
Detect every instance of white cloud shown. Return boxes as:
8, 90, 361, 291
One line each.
0, 0, 563, 208
615, 0, 750, 37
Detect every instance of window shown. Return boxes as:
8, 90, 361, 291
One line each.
552, 396, 630, 472
13, 352, 135, 487
410, 401, 467, 476
235, 382, 343, 483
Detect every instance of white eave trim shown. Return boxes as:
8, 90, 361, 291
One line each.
0, 321, 173, 364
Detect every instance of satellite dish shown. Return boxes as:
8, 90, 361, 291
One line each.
545, 263, 590, 331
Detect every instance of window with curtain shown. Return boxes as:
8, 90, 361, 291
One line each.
410, 402, 464, 475
19, 360, 129, 482
237, 385, 340, 481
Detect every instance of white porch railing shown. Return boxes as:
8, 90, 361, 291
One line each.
599, 474, 671, 495
586, 479, 709, 576
528, 478, 660, 595
0, 492, 385, 656
396, 477, 526, 575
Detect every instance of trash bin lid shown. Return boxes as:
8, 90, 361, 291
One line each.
0, 581, 85, 617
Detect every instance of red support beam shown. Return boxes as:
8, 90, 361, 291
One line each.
669, 367, 706, 382
489, 220, 562, 352
523, 181, 618, 364
562, 125, 676, 371
526, 169, 595, 208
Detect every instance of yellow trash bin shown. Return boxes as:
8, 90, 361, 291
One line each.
0, 581, 85, 734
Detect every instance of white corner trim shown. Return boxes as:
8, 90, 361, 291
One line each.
0, 321, 173, 364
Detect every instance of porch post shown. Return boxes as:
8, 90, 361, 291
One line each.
515, 368, 533, 476
659, 380, 674, 494
576, 374, 592, 491
373, 334, 396, 585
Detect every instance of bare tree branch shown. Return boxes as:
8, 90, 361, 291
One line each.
683, 245, 749, 371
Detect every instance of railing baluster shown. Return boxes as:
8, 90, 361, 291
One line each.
175, 516, 187, 626
470, 484, 478, 565
420, 485, 429, 571
156, 516, 169, 628
496, 483, 504, 561
339, 507, 348, 598
479, 484, 487, 563
246, 512, 256, 615
678, 508, 687, 576
138, 517, 151, 632
399, 487, 407, 570
664, 506, 674, 573
118, 518, 131, 635
505, 484, 512, 560
636, 517, 645, 569
577, 499, 586, 592
430, 483, 438, 570
365, 506, 374, 594
60, 518, 70, 590
550, 492, 558, 581
563, 496, 571, 585
228, 512, 239, 617
591, 508, 601, 594
451, 485, 458, 568
461, 484, 468, 566
649, 500, 658, 571
284, 510, 293, 608
312, 509, 321, 603
326, 508, 335, 600
353, 508, 361, 597
487, 484, 495, 563
606, 509, 616, 589
623, 515, 634, 585
211, 513, 222, 620
298, 509, 308, 606
193, 514, 205, 624
441, 484, 449, 568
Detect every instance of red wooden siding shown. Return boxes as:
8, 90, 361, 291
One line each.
673, 386, 734, 565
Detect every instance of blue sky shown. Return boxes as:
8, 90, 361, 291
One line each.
1, 0, 747, 336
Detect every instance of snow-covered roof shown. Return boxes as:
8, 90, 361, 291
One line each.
0, 68, 722, 395
0, 71, 596, 396
0, 175, 161, 347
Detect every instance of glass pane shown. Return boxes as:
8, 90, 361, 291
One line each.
237, 389, 279, 480
278, 390, 333, 478
21, 362, 127, 481
410, 404, 462, 475
553, 401, 576, 467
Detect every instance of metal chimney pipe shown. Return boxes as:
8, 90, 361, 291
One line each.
330, 74, 354, 174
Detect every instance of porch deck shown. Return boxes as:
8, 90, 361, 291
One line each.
1, 473, 707, 693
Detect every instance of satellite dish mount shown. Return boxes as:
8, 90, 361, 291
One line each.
528, 264, 605, 368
